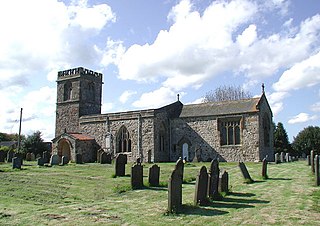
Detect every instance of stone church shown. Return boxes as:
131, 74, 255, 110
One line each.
52, 67, 274, 163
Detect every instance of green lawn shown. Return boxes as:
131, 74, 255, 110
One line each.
0, 160, 319, 225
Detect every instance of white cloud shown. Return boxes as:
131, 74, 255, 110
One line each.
102, 102, 114, 113
288, 113, 318, 124
311, 102, 320, 112
119, 90, 137, 104
237, 24, 257, 48
273, 50, 320, 92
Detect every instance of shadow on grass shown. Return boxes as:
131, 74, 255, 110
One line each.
228, 192, 256, 197
268, 177, 292, 181
172, 204, 229, 216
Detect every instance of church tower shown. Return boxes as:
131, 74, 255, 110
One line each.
55, 67, 103, 137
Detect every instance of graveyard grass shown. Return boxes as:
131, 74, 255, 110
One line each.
0, 160, 319, 225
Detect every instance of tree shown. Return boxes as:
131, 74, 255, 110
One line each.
21, 131, 49, 156
0, 132, 24, 142
274, 122, 292, 154
292, 126, 320, 156
203, 85, 252, 102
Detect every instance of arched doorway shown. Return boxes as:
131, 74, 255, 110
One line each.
57, 138, 71, 161
182, 143, 189, 161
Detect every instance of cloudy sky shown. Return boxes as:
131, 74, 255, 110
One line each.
0, 0, 320, 141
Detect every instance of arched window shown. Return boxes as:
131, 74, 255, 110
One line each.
159, 123, 166, 152
263, 114, 270, 147
117, 126, 131, 153
63, 82, 72, 101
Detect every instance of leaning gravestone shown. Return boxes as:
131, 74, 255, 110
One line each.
0, 151, 6, 162
218, 169, 229, 193
7, 150, 14, 163
12, 157, 22, 169
49, 154, 60, 165
76, 153, 83, 164
208, 159, 220, 199
311, 150, 315, 174
315, 155, 319, 186
131, 164, 143, 189
148, 164, 160, 187
43, 151, 50, 164
194, 166, 208, 206
168, 168, 182, 213
115, 154, 127, 176
262, 158, 268, 179
238, 161, 253, 183
37, 157, 45, 166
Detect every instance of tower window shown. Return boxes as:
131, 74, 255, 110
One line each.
63, 82, 72, 101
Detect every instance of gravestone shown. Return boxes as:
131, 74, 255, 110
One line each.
49, 154, 60, 165
280, 152, 285, 163
168, 168, 182, 213
218, 169, 229, 193
194, 166, 208, 206
208, 159, 220, 199
285, 153, 290, 162
307, 155, 311, 165
12, 157, 22, 169
61, 156, 69, 165
148, 164, 160, 187
37, 157, 45, 166
311, 150, 315, 174
175, 157, 184, 182
97, 149, 104, 163
0, 151, 6, 162
30, 153, 36, 161
275, 153, 279, 164
43, 151, 50, 163
131, 164, 143, 189
26, 152, 32, 161
262, 158, 268, 179
115, 154, 127, 176
315, 155, 319, 186
7, 150, 14, 163
238, 161, 253, 183
14, 153, 23, 166
100, 152, 112, 164
76, 153, 83, 164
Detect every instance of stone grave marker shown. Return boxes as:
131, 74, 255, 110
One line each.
7, 150, 14, 163
315, 155, 319, 186
97, 149, 104, 163
194, 166, 208, 206
262, 158, 268, 179
14, 153, 23, 166
311, 150, 315, 174
285, 153, 290, 162
208, 159, 220, 199
50, 154, 60, 165
307, 155, 311, 165
100, 152, 112, 164
76, 153, 83, 164
168, 168, 182, 213
148, 164, 160, 187
238, 161, 253, 183
275, 153, 279, 164
61, 156, 69, 165
43, 151, 50, 163
12, 157, 22, 169
115, 154, 127, 176
131, 164, 143, 189
0, 151, 6, 162
175, 157, 184, 182
37, 157, 45, 166
30, 153, 36, 161
218, 169, 229, 194
280, 152, 285, 163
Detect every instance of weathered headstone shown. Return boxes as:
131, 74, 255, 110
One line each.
148, 164, 160, 187
175, 157, 184, 182
194, 166, 208, 206
14, 153, 23, 166
280, 152, 285, 163
49, 154, 60, 165
115, 154, 127, 176
37, 157, 45, 166
262, 158, 268, 179
12, 157, 22, 169
76, 153, 83, 164
100, 152, 111, 164
168, 168, 182, 213
26, 152, 32, 161
208, 159, 220, 199
238, 161, 253, 183
43, 151, 50, 163
311, 150, 315, 174
307, 155, 311, 165
218, 170, 229, 194
131, 164, 143, 189
275, 153, 279, 164
285, 153, 290, 162
0, 151, 6, 162
30, 153, 36, 161
97, 149, 104, 163
61, 156, 69, 165
315, 155, 319, 186
7, 150, 14, 163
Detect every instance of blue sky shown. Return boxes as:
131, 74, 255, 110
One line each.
0, 0, 320, 142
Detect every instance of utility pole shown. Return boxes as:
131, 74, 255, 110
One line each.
17, 108, 23, 152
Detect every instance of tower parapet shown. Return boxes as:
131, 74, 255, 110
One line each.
57, 67, 102, 80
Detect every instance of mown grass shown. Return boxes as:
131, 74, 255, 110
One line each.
0, 160, 319, 225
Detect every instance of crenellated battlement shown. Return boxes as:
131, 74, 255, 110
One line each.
58, 67, 102, 79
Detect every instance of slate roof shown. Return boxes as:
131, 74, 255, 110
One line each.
0, 141, 18, 147
179, 97, 261, 118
